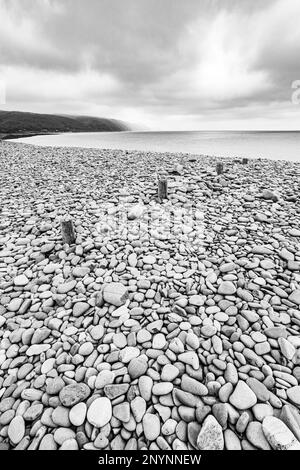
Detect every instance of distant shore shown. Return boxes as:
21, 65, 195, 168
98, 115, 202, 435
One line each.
0, 131, 60, 140
0, 141, 300, 451
0, 129, 124, 141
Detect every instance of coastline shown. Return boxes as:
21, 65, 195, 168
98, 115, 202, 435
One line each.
0, 129, 129, 141
6, 130, 300, 162
0, 131, 64, 141
0, 140, 300, 451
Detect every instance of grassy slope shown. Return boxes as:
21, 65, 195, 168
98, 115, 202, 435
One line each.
0, 110, 130, 137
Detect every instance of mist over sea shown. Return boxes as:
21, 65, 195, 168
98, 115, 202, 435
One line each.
11, 130, 300, 162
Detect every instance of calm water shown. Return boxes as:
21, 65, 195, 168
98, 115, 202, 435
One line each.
10, 130, 300, 162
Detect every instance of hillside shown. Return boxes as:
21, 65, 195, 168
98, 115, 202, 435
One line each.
0, 110, 130, 139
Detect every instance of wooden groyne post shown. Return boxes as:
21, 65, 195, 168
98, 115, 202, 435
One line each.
216, 163, 224, 175
61, 219, 76, 244
158, 179, 168, 201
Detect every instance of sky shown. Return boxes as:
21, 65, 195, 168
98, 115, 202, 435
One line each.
1, 0, 300, 130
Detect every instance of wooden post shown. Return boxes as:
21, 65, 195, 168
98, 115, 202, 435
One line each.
242, 158, 248, 164
158, 179, 168, 201
216, 162, 223, 175
61, 220, 76, 245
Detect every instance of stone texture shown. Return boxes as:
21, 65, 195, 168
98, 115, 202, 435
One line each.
87, 397, 112, 428
262, 416, 300, 450
196, 415, 224, 450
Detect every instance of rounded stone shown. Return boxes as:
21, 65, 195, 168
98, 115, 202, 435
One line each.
142, 413, 160, 441
229, 380, 257, 410
87, 397, 112, 428
262, 416, 300, 450
69, 402, 87, 427
152, 382, 173, 396
218, 281, 236, 295
128, 357, 148, 379
95, 370, 115, 389
14, 274, 29, 286
161, 364, 180, 382
103, 283, 129, 307
286, 386, 300, 406
59, 383, 90, 407
8, 415, 25, 445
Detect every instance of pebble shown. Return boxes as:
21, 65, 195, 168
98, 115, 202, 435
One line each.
262, 416, 300, 450
229, 381, 257, 410
218, 281, 236, 295
113, 402, 130, 423
197, 415, 224, 450
143, 414, 161, 441
152, 382, 173, 395
161, 364, 180, 381
278, 337, 296, 360
39, 434, 57, 450
52, 406, 71, 427
59, 383, 90, 407
95, 370, 115, 389
69, 402, 87, 427
128, 357, 148, 379
73, 302, 90, 317
289, 290, 300, 305
14, 274, 29, 286
246, 421, 271, 450
103, 282, 129, 306
119, 346, 140, 363
286, 386, 300, 406
1, 142, 300, 451
138, 376, 153, 402
8, 416, 25, 445
87, 397, 112, 428
131, 397, 146, 423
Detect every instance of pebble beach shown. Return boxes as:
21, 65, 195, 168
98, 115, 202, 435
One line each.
1, 140, 300, 451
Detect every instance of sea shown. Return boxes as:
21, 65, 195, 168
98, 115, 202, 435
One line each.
9, 130, 300, 162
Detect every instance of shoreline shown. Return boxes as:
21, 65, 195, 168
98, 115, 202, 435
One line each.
0, 141, 300, 451
0, 129, 130, 142
5, 131, 300, 163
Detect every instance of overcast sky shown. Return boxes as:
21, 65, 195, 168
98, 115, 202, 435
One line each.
1, 0, 300, 130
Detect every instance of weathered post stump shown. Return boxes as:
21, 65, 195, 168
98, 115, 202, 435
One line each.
158, 179, 168, 201
242, 158, 248, 164
61, 220, 76, 245
216, 162, 224, 175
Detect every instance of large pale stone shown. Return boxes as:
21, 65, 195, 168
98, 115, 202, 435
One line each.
142, 413, 160, 441
128, 204, 144, 221
218, 281, 236, 295
103, 283, 129, 307
26, 344, 50, 356
119, 346, 140, 363
8, 416, 25, 445
246, 421, 271, 450
69, 402, 87, 427
229, 380, 257, 410
289, 290, 300, 306
196, 415, 224, 450
87, 397, 112, 428
262, 416, 300, 450
287, 386, 300, 406
278, 338, 296, 360
14, 274, 29, 286
280, 405, 300, 442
